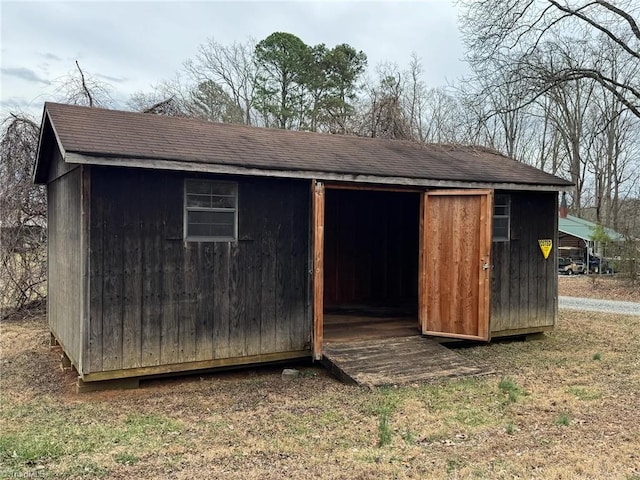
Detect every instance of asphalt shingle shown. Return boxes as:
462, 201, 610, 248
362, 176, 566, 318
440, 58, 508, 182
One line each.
41, 102, 572, 187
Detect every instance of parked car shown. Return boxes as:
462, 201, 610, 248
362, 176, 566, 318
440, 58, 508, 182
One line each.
588, 257, 615, 274
558, 257, 585, 275
572, 260, 586, 274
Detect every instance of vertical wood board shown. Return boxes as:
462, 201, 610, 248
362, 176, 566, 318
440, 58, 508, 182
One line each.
312, 180, 325, 360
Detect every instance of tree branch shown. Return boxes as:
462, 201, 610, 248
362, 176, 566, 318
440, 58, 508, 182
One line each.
76, 60, 94, 107
596, 0, 640, 41
547, 0, 640, 61
553, 68, 640, 117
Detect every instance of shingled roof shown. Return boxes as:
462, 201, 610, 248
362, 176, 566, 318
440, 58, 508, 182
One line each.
35, 102, 572, 189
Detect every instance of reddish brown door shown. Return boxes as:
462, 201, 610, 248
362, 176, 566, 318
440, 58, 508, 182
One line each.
419, 190, 492, 340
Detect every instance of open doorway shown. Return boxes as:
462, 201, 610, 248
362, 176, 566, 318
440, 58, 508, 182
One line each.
322, 187, 421, 343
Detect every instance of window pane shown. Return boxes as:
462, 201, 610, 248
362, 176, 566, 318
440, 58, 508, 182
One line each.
188, 210, 235, 225
493, 194, 510, 242
187, 211, 235, 239
210, 195, 236, 209
494, 205, 509, 216
188, 223, 235, 238
210, 183, 237, 196
493, 218, 509, 239
186, 193, 211, 208
211, 223, 235, 238
188, 223, 214, 237
186, 194, 235, 209
495, 194, 508, 206
186, 180, 237, 197
185, 180, 212, 195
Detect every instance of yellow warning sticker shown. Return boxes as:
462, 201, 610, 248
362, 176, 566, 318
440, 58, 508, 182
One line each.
538, 239, 553, 259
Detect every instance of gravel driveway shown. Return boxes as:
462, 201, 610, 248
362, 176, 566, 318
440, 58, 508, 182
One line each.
559, 296, 640, 316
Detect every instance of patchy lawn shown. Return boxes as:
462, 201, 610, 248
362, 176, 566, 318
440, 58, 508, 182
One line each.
1, 310, 639, 479
559, 275, 640, 302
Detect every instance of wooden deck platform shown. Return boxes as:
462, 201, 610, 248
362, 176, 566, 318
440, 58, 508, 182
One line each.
322, 335, 493, 387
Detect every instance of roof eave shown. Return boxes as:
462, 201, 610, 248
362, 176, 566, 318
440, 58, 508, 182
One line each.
33, 105, 68, 184
559, 221, 626, 242
65, 152, 573, 192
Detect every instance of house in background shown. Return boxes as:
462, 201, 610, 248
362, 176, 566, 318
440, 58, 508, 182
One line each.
34, 102, 572, 389
558, 207, 626, 270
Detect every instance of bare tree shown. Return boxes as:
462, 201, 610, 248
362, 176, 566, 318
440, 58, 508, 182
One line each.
127, 92, 186, 116
128, 72, 243, 123
529, 95, 565, 175
0, 114, 46, 315
545, 75, 597, 213
1, 63, 116, 315
189, 80, 245, 123
459, 2, 640, 215
54, 61, 114, 107
585, 83, 640, 228
358, 63, 412, 139
422, 87, 468, 144
184, 38, 259, 125
127, 74, 195, 116
459, 0, 640, 117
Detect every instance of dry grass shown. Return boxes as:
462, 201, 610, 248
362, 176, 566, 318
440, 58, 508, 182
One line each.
558, 275, 640, 302
1, 310, 639, 479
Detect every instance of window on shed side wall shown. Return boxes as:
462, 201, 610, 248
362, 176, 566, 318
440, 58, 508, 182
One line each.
184, 179, 238, 241
493, 194, 510, 242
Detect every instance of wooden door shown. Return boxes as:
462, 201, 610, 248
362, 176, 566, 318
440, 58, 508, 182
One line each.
419, 190, 492, 341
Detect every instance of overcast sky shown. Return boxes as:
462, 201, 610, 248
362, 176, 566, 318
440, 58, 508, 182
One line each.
0, 0, 470, 119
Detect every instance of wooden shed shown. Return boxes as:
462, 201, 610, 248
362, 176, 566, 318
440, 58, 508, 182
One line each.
34, 102, 572, 386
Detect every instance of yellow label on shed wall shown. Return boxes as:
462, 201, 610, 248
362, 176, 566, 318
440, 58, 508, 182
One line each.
538, 239, 553, 259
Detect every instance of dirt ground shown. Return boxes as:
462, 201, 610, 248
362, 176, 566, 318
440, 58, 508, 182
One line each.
1, 306, 639, 479
558, 274, 640, 302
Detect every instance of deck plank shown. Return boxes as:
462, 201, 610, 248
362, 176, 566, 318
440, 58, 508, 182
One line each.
322, 336, 492, 387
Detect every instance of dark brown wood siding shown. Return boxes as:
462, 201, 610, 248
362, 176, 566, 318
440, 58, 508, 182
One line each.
323, 189, 420, 309
87, 167, 311, 374
490, 191, 558, 334
48, 157, 83, 369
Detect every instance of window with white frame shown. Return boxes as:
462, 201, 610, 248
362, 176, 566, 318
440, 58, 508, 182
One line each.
184, 179, 237, 241
493, 194, 510, 242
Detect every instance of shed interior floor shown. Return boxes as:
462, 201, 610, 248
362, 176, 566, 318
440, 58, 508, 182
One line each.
324, 312, 419, 343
